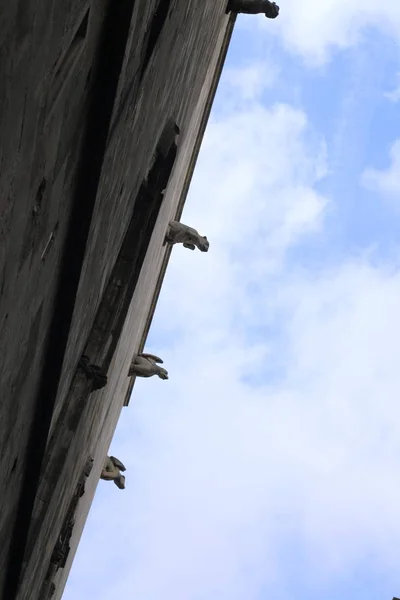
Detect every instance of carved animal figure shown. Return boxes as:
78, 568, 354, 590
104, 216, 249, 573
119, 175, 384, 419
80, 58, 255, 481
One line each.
227, 0, 279, 18
100, 456, 126, 489
128, 353, 169, 379
78, 354, 108, 391
164, 221, 209, 252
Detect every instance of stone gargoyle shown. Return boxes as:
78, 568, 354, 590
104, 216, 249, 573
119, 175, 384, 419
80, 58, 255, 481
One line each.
100, 456, 126, 489
164, 220, 209, 252
128, 353, 168, 380
226, 0, 280, 18
78, 354, 108, 391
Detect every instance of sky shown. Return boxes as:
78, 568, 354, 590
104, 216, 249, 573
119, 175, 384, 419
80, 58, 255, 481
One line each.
65, 2, 400, 600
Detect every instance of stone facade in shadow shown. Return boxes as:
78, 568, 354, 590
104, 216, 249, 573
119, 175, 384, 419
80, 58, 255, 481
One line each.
0, 1, 234, 599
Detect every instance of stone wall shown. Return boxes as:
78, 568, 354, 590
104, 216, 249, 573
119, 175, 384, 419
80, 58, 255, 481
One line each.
0, 1, 234, 599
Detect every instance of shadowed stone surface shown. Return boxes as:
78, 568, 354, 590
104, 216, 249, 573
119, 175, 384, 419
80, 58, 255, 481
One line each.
0, 1, 234, 599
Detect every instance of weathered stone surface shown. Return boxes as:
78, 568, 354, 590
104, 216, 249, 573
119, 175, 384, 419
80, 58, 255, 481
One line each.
128, 353, 169, 379
165, 220, 210, 252
100, 456, 126, 489
0, 1, 234, 599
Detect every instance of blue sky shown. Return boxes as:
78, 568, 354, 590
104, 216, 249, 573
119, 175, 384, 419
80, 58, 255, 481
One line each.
65, 4, 400, 600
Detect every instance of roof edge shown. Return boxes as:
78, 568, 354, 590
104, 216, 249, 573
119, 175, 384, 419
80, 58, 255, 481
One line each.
124, 13, 236, 406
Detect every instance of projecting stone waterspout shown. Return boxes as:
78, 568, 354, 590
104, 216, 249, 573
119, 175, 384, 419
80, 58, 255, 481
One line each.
100, 456, 126, 489
128, 353, 169, 380
164, 220, 209, 252
226, 0, 280, 18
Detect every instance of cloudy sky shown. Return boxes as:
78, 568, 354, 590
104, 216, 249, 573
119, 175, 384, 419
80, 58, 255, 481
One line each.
65, 2, 400, 599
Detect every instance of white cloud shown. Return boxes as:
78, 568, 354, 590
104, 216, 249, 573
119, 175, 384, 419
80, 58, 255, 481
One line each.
222, 63, 279, 102
362, 138, 400, 197
64, 66, 400, 600
243, 0, 400, 65
385, 72, 400, 102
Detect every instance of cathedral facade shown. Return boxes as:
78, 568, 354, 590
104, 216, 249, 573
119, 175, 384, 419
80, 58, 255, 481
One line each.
0, 1, 234, 598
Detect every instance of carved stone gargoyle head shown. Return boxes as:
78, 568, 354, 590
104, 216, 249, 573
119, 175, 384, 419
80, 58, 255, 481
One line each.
198, 235, 209, 252
158, 367, 169, 380
183, 235, 209, 252
265, 2, 279, 19
101, 456, 127, 489
114, 474, 126, 489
